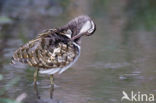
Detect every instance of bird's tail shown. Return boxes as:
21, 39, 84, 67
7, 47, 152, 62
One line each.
10, 57, 16, 64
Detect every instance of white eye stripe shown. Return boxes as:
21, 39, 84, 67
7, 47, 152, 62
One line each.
88, 21, 95, 33
79, 20, 95, 34
79, 21, 91, 34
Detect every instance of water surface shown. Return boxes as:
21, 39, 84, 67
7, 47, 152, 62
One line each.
0, 0, 156, 103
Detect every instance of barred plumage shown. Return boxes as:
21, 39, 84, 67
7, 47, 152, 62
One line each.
12, 29, 80, 73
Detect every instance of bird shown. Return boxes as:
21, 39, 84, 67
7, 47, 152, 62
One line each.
11, 15, 96, 99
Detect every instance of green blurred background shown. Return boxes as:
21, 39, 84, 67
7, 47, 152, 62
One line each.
0, 0, 155, 103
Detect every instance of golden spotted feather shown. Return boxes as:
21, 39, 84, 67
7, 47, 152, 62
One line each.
11, 29, 80, 70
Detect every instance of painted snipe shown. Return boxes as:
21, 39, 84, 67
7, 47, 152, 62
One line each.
11, 15, 96, 99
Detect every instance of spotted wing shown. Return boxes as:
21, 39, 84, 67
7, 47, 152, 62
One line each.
11, 30, 79, 69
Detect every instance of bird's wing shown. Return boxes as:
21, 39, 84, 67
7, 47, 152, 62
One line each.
11, 37, 42, 66
11, 29, 79, 69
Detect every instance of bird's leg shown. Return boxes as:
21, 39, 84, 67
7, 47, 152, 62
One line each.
50, 74, 54, 99
34, 68, 40, 99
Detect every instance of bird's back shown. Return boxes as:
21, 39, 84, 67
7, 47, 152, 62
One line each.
11, 29, 80, 73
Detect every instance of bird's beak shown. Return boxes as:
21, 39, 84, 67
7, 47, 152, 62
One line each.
71, 33, 85, 41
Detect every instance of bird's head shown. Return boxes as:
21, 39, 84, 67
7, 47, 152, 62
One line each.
60, 15, 96, 43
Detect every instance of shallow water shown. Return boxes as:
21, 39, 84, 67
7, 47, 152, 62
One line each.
0, 0, 156, 103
